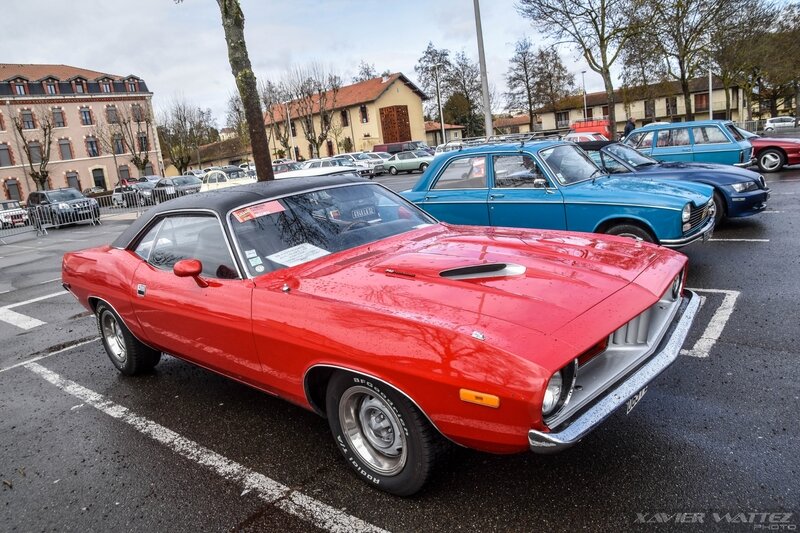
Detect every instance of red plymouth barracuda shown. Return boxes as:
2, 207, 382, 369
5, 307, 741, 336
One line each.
62, 172, 699, 495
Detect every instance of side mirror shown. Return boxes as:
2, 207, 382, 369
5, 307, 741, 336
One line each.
173, 259, 208, 287
533, 178, 548, 189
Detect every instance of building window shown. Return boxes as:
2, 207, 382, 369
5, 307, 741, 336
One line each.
695, 93, 709, 112
66, 172, 80, 190
14, 83, 26, 95
45, 81, 57, 95
5, 179, 22, 201
106, 105, 118, 124
59, 139, 73, 160
21, 110, 35, 129
326, 139, 334, 156
359, 105, 368, 123
92, 168, 106, 189
118, 165, 130, 181
138, 133, 149, 152
80, 107, 93, 126
86, 137, 100, 157
290, 121, 296, 136
100, 80, 112, 93
52, 108, 66, 128
586, 107, 594, 119
644, 100, 656, 118
666, 97, 678, 116
28, 142, 42, 164
74, 80, 85, 94
601, 105, 609, 117
0, 112, 4, 131
510, 125, 520, 134
113, 134, 125, 155
143, 161, 154, 175
341, 109, 349, 127
0, 144, 13, 167
556, 111, 569, 128
126, 81, 137, 92
131, 104, 144, 122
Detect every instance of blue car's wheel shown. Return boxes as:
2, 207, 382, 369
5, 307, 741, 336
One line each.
605, 223, 654, 243
712, 192, 725, 226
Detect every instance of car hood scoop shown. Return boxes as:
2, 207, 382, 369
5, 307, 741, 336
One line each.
438, 262, 526, 280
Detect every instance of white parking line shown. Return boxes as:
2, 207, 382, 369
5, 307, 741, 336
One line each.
0, 337, 100, 374
708, 238, 769, 242
25, 362, 388, 533
681, 288, 740, 358
0, 290, 68, 329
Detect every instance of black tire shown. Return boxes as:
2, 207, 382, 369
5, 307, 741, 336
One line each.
605, 223, 655, 243
757, 148, 785, 173
96, 302, 161, 376
389, 166, 398, 175
325, 372, 447, 496
419, 163, 429, 172
712, 191, 725, 226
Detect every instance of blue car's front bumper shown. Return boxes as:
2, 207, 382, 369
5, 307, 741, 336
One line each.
727, 188, 770, 218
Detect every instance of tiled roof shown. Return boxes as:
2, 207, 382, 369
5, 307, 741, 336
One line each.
197, 137, 250, 164
0, 63, 133, 82
264, 73, 427, 125
424, 120, 463, 132
493, 115, 535, 128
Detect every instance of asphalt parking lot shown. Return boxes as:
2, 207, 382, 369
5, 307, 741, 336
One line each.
1, 169, 799, 531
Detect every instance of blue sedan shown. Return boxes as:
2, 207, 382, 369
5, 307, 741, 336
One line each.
401, 141, 716, 248
579, 141, 770, 225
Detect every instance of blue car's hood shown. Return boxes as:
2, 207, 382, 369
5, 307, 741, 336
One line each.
570, 175, 713, 207
631, 161, 761, 185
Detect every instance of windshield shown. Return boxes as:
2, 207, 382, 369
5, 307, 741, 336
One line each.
229, 183, 435, 276
539, 145, 602, 185
173, 176, 201, 186
733, 125, 757, 139
1, 201, 22, 210
356, 153, 374, 160
413, 151, 430, 158
47, 189, 83, 201
605, 143, 657, 167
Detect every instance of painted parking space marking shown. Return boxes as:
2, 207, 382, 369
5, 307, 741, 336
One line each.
25, 362, 388, 533
0, 290, 68, 330
0, 278, 63, 295
681, 288, 740, 358
0, 337, 100, 374
708, 238, 769, 242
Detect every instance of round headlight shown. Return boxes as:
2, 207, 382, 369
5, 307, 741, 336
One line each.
58, 202, 70, 210
671, 272, 682, 299
542, 372, 564, 416
682, 203, 691, 222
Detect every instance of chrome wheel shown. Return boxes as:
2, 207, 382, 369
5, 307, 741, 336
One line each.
339, 386, 407, 476
761, 152, 781, 171
101, 312, 127, 364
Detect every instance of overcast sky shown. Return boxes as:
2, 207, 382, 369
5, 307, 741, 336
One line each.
2, 0, 609, 126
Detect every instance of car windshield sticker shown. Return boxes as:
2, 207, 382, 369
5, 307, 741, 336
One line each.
255, 265, 265, 273
249, 256, 263, 267
232, 200, 285, 223
266, 243, 330, 267
245, 249, 258, 258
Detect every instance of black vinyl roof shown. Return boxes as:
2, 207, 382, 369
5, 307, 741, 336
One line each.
112, 172, 368, 248
575, 140, 616, 150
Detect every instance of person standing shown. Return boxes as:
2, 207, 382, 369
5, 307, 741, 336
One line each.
623, 117, 636, 138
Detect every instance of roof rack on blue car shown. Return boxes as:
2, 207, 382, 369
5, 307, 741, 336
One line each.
439, 132, 557, 152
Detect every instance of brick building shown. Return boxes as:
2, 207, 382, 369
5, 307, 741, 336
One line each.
0, 64, 162, 201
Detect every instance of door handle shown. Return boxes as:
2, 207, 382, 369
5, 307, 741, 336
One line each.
489, 193, 505, 199
136, 283, 146, 297
424, 195, 438, 200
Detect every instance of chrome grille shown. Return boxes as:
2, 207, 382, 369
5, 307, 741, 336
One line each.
685, 201, 711, 233
610, 306, 653, 346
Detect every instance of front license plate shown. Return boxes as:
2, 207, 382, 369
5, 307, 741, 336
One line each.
626, 386, 647, 414
703, 229, 713, 242
352, 206, 376, 218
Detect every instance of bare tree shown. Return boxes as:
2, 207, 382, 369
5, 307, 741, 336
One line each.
260, 79, 291, 157
226, 92, 251, 159
414, 42, 452, 122
532, 48, 576, 117
643, 0, 739, 121
756, 3, 800, 122
92, 118, 124, 184
113, 103, 155, 177
517, 0, 643, 139
157, 98, 218, 176
12, 106, 54, 191
352, 60, 377, 83
505, 37, 538, 130
286, 64, 341, 158
445, 51, 484, 136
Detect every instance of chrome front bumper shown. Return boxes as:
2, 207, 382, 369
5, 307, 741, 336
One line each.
660, 217, 715, 248
528, 290, 700, 453
734, 157, 757, 168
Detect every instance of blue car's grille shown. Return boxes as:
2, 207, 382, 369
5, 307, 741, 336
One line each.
686, 201, 712, 233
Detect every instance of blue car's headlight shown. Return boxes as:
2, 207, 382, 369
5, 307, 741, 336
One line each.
682, 203, 691, 222
731, 181, 757, 193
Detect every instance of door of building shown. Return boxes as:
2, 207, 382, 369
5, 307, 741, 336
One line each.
379, 105, 411, 143
92, 168, 106, 189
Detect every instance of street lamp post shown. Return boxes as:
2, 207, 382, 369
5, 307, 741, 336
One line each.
472, 0, 493, 137
284, 101, 294, 160
581, 70, 588, 120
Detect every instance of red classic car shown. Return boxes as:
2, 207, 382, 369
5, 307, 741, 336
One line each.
62, 173, 700, 495
735, 125, 800, 172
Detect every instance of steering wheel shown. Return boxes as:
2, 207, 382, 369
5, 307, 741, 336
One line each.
342, 220, 369, 232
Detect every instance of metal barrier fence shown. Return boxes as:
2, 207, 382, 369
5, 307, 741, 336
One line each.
0, 192, 148, 243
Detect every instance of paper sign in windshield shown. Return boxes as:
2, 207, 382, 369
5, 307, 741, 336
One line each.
266, 243, 330, 267
232, 200, 285, 222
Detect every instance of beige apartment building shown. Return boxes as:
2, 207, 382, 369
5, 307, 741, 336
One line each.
0, 64, 161, 201
264, 73, 427, 160
424, 121, 464, 146
497, 77, 748, 137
